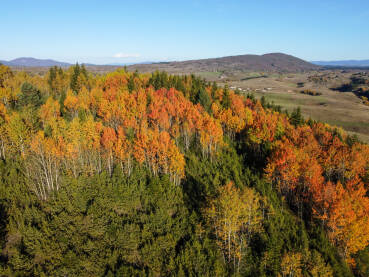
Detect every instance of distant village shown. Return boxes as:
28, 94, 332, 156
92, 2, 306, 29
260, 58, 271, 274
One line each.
230, 86, 273, 93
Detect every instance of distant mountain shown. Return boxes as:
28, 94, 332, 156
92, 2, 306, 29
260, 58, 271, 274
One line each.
130, 53, 320, 73
312, 60, 369, 67
0, 57, 157, 68
0, 54, 320, 72
0, 57, 71, 67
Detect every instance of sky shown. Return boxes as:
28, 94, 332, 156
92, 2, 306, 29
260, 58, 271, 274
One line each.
1, 0, 369, 64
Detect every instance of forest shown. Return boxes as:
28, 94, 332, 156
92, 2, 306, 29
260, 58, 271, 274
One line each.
0, 64, 369, 276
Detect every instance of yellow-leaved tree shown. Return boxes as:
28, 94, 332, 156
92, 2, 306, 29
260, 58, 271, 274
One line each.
204, 181, 263, 273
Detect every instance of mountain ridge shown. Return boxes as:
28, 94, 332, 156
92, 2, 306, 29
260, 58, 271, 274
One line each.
1, 53, 319, 72
129, 52, 320, 72
0, 57, 72, 67
311, 59, 369, 67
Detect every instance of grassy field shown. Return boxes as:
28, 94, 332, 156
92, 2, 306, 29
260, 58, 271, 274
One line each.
212, 71, 369, 142
193, 71, 223, 79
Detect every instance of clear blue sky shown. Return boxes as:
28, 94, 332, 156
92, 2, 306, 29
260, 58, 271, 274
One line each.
1, 0, 369, 64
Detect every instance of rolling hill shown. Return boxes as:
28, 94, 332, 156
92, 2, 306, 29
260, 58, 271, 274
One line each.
129, 53, 321, 73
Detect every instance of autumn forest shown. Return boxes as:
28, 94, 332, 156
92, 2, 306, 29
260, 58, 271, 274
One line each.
0, 64, 369, 276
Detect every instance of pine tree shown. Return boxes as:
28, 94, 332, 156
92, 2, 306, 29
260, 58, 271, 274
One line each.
221, 85, 231, 109
128, 74, 136, 92
290, 107, 303, 127
211, 81, 218, 100
197, 88, 212, 113
70, 63, 81, 92
47, 66, 57, 93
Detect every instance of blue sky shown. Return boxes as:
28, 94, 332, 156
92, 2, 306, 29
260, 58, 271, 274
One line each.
1, 0, 369, 64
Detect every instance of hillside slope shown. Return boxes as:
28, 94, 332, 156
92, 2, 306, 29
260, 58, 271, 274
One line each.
130, 53, 320, 73
0, 65, 369, 276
